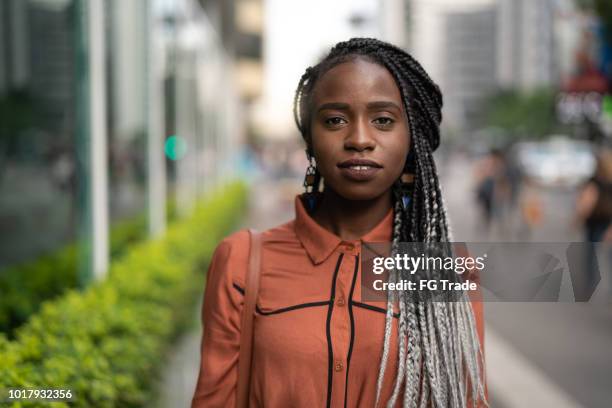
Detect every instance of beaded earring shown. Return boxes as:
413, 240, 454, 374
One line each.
399, 172, 414, 211
399, 147, 416, 210
303, 150, 319, 211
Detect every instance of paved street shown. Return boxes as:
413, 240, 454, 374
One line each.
440, 153, 612, 408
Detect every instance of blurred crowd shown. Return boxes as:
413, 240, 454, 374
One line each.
472, 142, 612, 243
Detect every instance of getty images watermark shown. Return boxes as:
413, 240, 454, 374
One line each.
360, 242, 612, 302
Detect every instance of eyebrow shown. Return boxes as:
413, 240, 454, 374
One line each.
317, 102, 350, 112
316, 101, 402, 113
367, 101, 402, 111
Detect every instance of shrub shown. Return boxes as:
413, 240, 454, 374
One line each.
0, 197, 181, 335
0, 181, 247, 407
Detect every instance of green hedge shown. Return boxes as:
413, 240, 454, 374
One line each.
0, 196, 181, 335
0, 181, 247, 407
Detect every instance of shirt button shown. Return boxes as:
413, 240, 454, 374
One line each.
334, 361, 344, 372
336, 297, 345, 307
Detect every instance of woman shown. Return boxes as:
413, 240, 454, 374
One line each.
192, 38, 487, 407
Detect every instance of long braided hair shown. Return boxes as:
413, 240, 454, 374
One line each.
293, 38, 487, 408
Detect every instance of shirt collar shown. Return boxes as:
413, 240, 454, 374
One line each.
294, 194, 394, 265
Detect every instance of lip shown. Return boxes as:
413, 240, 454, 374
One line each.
337, 158, 383, 182
337, 158, 383, 168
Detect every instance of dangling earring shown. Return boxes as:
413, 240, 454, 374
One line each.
303, 150, 319, 211
399, 147, 416, 211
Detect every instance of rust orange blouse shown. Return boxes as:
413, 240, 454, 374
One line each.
191, 195, 485, 407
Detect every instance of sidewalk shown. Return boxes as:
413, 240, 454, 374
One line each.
154, 179, 298, 408
440, 153, 593, 408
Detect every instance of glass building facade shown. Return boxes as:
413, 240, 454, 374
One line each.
0, 0, 241, 282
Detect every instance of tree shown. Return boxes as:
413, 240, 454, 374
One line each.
479, 88, 560, 140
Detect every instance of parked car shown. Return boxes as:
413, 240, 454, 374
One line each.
515, 136, 596, 188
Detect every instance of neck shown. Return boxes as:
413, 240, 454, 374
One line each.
311, 187, 393, 241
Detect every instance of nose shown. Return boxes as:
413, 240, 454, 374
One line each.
344, 119, 375, 152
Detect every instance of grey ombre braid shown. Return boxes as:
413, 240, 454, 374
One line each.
293, 38, 488, 408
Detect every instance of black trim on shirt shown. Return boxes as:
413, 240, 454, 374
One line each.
344, 254, 359, 408
326, 253, 344, 408
257, 301, 330, 315
351, 301, 400, 319
232, 283, 329, 315
234, 283, 400, 319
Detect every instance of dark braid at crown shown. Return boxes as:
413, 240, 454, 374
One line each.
293, 38, 488, 407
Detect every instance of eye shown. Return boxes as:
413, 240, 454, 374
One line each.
372, 117, 395, 127
324, 116, 347, 127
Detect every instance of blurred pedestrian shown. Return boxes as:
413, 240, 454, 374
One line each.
502, 147, 523, 234
574, 148, 612, 298
518, 176, 543, 240
473, 148, 509, 237
575, 149, 612, 243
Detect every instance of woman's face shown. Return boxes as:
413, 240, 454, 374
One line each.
309, 58, 410, 201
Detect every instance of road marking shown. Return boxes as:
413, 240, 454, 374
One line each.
486, 326, 584, 408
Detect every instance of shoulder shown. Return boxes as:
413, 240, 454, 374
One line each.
209, 229, 251, 288
210, 220, 299, 286
219, 219, 297, 251
218, 228, 251, 252
260, 219, 299, 247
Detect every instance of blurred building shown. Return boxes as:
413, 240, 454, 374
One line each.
379, 0, 411, 50
197, 0, 263, 140
0, 0, 79, 269
0, 0, 75, 137
0, 0, 244, 281
443, 5, 497, 132
496, 0, 556, 91
405, 0, 496, 132
234, 0, 264, 104
553, 0, 584, 85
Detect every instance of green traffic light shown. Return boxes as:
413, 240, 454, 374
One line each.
164, 135, 188, 160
